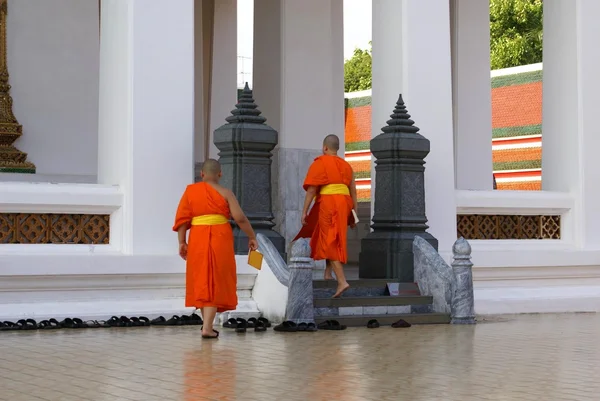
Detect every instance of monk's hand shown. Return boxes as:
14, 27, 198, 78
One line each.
179, 243, 188, 260
248, 238, 258, 251
301, 212, 308, 226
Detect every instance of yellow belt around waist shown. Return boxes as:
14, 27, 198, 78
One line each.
191, 214, 229, 226
319, 184, 350, 195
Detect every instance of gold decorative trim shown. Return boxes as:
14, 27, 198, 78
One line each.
0, 0, 35, 173
457, 214, 561, 240
0, 213, 110, 244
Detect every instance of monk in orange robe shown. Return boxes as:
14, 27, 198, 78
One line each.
173, 159, 258, 339
294, 135, 358, 298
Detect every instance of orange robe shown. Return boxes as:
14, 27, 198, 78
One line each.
173, 182, 237, 312
294, 155, 354, 263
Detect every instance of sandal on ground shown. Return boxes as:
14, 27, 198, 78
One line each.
247, 317, 258, 328
305, 322, 318, 332
137, 316, 151, 326
0, 321, 19, 331
201, 328, 220, 339
391, 319, 411, 328
119, 316, 133, 327
106, 316, 121, 327
17, 319, 37, 330
72, 318, 89, 329
189, 314, 203, 326
84, 320, 102, 329
166, 315, 183, 326
59, 318, 75, 329
317, 320, 347, 331
129, 317, 144, 327
151, 316, 169, 326
235, 318, 248, 333
223, 318, 238, 328
274, 321, 298, 332
297, 322, 307, 332
258, 317, 271, 328
254, 320, 267, 332
38, 319, 60, 330
367, 319, 380, 329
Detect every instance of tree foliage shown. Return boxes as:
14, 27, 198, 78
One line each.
344, 43, 372, 92
490, 0, 543, 70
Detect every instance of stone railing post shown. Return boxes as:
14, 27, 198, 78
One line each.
285, 238, 315, 324
359, 94, 438, 281
450, 237, 476, 324
213, 83, 285, 258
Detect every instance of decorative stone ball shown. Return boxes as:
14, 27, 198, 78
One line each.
452, 237, 471, 256
291, 238, 311, 258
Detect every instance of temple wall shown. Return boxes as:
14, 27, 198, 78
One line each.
6, 0, 99, 180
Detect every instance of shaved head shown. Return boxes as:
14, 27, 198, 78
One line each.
323, 134, 340, 153
201, 159, 221, 177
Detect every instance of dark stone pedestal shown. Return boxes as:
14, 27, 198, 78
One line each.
359, 95, 438, 281
213, 84, 286, 258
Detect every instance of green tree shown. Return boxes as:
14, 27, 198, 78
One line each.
344, 42, 372, 92
490, 0, 543, 70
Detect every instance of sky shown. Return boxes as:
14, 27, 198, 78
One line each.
237, 0, 372, 86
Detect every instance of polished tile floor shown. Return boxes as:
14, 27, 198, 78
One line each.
1, 313, 599, 401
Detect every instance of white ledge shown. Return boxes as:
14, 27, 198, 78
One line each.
456, 189, 573, 215
0, 182, 122, 214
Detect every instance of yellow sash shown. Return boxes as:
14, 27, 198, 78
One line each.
191, 214, 229, 226
319, 184, 350, 195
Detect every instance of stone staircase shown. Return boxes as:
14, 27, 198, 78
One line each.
313, 279, 450, 327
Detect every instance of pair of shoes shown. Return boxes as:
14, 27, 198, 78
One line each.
391, 319, 411, 328
273, 321, 304, 332
317, 320, 347, 331
151, 315, 187, 326
59, 318, 90, 329
181, 314, 203, 326
297, 322, 318, 332
224, 317, 270, 333
367, 319, 380, 329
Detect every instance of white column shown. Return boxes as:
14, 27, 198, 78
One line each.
208, 0, 237, 159
98, 0, 194, 254
371, 0, 456, 253
542, 0, 600, 248
254, 0, 345, 244
450, 0, 493, 190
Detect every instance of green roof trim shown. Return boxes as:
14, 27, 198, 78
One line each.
491, 70, 542, 89
358, 198, 371, 203
346, 141, 370, 152
346, 96, 372, 108
493, 124, 541, 139
493, 160, 541, 171
354, 171, 371, 179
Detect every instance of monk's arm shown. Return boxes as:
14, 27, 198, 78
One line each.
226, 192, 256, 240
350, 176, 358, 211
302, 186, 318, 217
177, 223, 190, 245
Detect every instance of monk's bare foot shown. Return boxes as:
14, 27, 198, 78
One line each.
201, 329, 219, 339
332, 282, 350, 298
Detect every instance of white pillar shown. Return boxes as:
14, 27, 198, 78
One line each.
253, 0, 345, 244
98, 0, 194, 254
208, 0, 237, 159
542, 0, 600, 248
371, 0, 456, 253
450, 0, 493, 190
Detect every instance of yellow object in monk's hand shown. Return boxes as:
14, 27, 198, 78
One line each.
191, 214, 229, 225
248, 249, 264, 270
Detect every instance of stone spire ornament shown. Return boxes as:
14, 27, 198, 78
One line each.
213, 83, 285, 257
0, 0, 35, 173
359, 94, 438, 281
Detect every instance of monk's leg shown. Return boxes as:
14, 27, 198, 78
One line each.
201, 307, 218, 337
330, 260, 350, 298
324, 260, 334, 280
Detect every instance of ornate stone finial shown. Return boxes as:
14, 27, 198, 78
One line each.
225, 82, 267, 125
0, 0, 35, 173
381, 94, 420, 135
452, 237, 472, 257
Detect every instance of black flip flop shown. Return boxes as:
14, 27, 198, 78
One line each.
274, 321, 298, 332
166, 315, 183, 326
189, 314, 203, 326
0, 321, 19, 331
258, 317, 271, 328
305, 322, 318, 332
317, 320, 346, 331
72, 318, 89, 329
247, 317, 258, 328
254, 320, 267, 332
129, 317, 143, 327
84, 320, 102, 329
59, 318, 75, 329
367, 319, 380, 329
297, 323, 307, 332
235, 318, 248, 333
17, 319, 37, 330
391, 319, 411, 328
151, 316, 169, 326
119, 316, 133, 327
137, 316, 151, 326
106, 316, 121, 327
201, 328, 220, 339
37, 320, 59, 330
223, 318, 238, 328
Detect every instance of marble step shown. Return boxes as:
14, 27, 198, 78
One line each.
315, 302, 433, 317
315, 313, 450, 327
313, 295, 432, 308
313, 280, 420, 298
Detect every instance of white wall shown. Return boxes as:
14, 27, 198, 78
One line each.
6, 0, 99, 179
